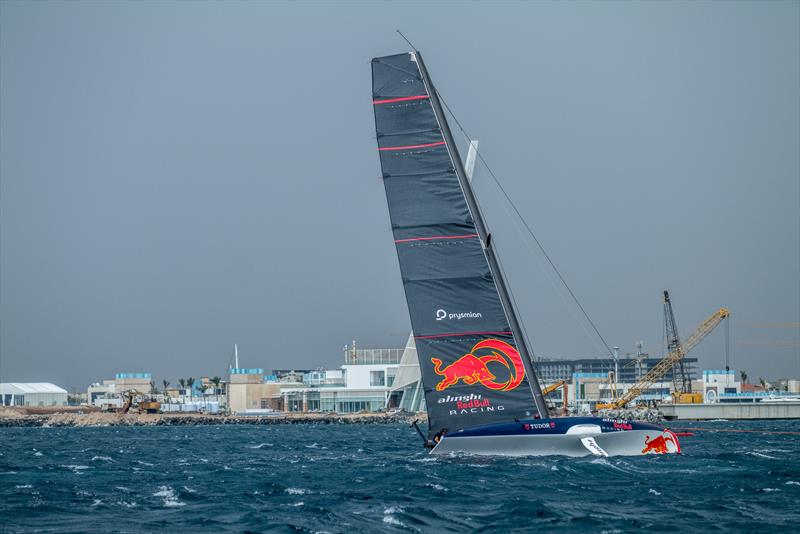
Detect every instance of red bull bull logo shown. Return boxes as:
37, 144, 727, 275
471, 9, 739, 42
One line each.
641, 433, 678, 454
430, 339, 525, 392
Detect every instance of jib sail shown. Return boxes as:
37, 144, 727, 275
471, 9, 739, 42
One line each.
371, 51, 548, 438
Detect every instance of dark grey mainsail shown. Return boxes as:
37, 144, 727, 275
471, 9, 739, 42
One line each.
372, 51, 548, 439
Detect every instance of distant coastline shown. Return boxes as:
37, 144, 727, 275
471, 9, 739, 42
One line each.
0, 407, 424, 428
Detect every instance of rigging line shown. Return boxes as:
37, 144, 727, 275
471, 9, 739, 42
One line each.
436, 90, 616, 360
470, 189, 541, 367
476, 170, 611, 367
494, 236, 538, 366
396, 30, 418, 52
503, 188, 613, 365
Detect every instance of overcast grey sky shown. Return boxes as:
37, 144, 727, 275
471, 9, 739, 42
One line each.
1, 1, 798, 390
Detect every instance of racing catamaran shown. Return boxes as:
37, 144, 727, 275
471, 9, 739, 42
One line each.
370, 50, 680, 457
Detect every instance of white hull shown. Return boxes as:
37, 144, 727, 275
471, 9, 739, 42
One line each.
431, 428, 680, 457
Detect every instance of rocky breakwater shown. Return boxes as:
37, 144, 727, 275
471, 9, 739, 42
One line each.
0, 408, 425, 428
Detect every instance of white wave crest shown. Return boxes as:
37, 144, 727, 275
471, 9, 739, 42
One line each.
153, 485, 185, 507
748, 451, 778, 459
61, 464, 90, 475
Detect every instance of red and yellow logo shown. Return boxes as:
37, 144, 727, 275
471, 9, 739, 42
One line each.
431, 339, 526, 392
641, 433, 679, 454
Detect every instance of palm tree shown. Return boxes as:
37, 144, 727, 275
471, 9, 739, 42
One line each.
210, 377, 222, 396
740, 370, 748, 384
178, 378, 186, 396
162, 380, 171, 402
150, 380, 157, 395
759, 377, 768, 391
186, 377, 195, 400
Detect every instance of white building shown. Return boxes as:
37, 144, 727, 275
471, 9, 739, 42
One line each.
87, 372, 153, 408
0, 383, 68, 407
279, 344, 402, 413
702, 369, 740, 403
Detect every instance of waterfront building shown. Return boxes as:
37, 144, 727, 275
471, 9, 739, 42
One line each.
87, 372, 152, 408
226, 344, 402, 414
227, 368, 293, 413
87, 380, 117, 405
114, 373, 153, 394
281, 345, 402, 413
569, 373, 676, 409
0, 383, 68, 407
536, 356, 699, 384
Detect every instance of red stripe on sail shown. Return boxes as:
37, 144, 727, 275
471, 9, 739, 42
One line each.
372, 95, 429, 105
378, 141, 445, 151
415, 331, 514, 340
394, 234, 479, 244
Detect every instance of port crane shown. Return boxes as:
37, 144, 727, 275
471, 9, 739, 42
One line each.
664, 291, 690, 395
597, 305, 730, 410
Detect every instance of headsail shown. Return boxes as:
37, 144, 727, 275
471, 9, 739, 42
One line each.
371, 52, 547, 438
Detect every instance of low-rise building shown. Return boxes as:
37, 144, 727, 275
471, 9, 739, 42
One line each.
87, 372, 152, 408
227, 368, 296, 413
114, 373, 153, 394
226, 344, 402, 414
0, 383, 68, 407
87, 380, 116, 405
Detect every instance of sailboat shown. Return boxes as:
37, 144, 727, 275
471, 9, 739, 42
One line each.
370, 50, 680, 457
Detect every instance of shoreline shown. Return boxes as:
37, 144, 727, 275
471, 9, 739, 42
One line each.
0, 409, 426, 428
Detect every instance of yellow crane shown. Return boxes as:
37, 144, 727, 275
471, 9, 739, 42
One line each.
541, 380, 566, 396
597, 306, 730, 410
541, 380, 570, 416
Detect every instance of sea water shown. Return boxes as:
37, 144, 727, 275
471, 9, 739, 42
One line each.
1, 420, 798, 532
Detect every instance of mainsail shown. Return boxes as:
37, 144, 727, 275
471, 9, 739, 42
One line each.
371, 51, 548, 438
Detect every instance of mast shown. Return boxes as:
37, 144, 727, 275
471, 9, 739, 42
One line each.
414, 52, 549, 417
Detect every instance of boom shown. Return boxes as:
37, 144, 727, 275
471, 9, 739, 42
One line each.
604, 307, 730, 409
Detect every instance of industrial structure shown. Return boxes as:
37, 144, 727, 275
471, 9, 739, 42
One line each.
596, 295, 730, 410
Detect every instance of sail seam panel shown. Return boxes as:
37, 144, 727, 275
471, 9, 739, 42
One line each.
373, 95, 429, 104
394, 234, 478, 243
378, 141, 445, 151
415, 331, 513, 340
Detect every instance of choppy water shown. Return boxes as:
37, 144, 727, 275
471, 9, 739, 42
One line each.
1, 420, 799, 532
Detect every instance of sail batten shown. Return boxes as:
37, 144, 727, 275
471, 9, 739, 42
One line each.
372, 51, 546, 438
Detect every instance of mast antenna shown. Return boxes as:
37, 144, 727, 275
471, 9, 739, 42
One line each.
396, 30, 418, 51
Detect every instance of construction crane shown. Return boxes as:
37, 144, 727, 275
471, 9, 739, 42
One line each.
541, 380, 566, 396
664, 290, 691, 394
541, 380, 570, 416
597, 306, 730, 410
